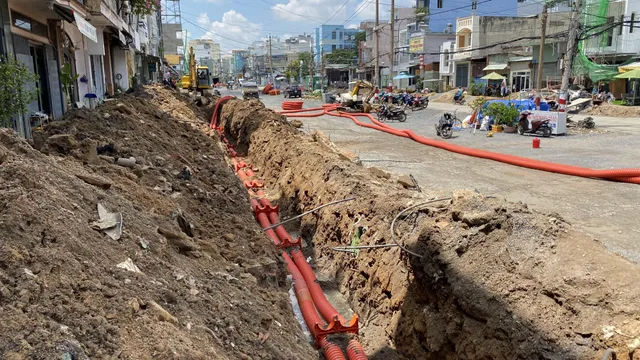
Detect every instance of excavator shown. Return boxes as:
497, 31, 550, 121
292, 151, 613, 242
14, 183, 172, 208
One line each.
340, 80, 376, 113
181, 47, 211, 95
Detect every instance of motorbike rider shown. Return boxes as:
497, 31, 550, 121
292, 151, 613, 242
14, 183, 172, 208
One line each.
454, 87, 464, 102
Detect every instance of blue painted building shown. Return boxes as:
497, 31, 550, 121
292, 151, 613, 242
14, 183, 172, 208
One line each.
314, 25, 360, 64
232, 50, 249, 76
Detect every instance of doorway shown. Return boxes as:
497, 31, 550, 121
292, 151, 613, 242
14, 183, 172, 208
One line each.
62, 31, 79, 103
512, 71, 531, 92
31, 45, 51, 115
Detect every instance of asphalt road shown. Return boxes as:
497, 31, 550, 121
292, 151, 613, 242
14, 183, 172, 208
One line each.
222, 88, 640, 264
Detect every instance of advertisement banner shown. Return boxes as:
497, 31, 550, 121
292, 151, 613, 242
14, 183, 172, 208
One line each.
528, 110, 567, 135
73, 12, 97, 43
409, 36, 424, 53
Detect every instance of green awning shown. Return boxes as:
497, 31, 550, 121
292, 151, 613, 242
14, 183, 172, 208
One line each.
482, 64, 508, 71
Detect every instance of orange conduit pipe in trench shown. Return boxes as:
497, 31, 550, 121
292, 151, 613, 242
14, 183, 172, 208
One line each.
212, 98, 368, 360
278, 104, 640, 185
346, 339, 368, 360
291, 249, 345, 324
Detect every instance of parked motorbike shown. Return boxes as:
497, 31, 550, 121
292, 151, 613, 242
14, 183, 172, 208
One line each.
410, 96, 429, 111
435, 112, 455, 139
517, 111, 552, 137
377, 104, 407, 122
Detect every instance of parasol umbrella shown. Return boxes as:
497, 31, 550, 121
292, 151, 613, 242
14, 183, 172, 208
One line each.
481, 72, 506, 80
393, 72, 415, 80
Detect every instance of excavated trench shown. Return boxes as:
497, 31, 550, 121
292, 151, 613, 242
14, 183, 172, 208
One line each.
215, 99, 640, 360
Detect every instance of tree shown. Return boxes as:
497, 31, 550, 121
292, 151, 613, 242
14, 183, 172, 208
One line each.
298, 52, 312, 77
0, 57, 39, 128
285, 60, 301, 83
323, 49, 358, 64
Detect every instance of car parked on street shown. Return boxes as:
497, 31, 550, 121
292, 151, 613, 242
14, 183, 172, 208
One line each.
283, 85, 302, 98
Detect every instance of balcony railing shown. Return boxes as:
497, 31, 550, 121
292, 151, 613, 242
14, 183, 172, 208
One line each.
453, 46, 472, 60
457, 16, 472, 29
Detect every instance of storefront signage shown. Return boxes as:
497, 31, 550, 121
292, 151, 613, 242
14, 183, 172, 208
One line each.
409, 34, 423, 53
73, 12, 97, 43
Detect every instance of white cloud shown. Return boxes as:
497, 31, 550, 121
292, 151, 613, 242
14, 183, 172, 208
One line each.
197, 10, 263, 52
346, 23, 359, 30
271, 0, 349, 23
197, 13, 210, 27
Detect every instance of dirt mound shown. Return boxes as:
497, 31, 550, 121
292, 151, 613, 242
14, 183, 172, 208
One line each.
583, 103, 640, 117
219, 99, 640, 359
0, 86, 315, 360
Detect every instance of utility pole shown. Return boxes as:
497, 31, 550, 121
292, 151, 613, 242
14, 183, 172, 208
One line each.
374, 0, 380, 88
389, 0, 395, 90
268, 34, 274, 84
536, 3, 548, 91
310, 46, 314, 90
560, 0, 581, 108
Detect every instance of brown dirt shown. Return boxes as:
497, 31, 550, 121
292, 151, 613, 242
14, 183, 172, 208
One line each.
0, 86, 316, 360
583, 103, 640, 117
219, 98, 640, 359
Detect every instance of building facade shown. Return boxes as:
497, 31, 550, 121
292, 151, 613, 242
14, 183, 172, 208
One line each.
313, 25, 359, 64
1, 0, 161, 138
452, 12, 570, 89
187, 38, 221, 76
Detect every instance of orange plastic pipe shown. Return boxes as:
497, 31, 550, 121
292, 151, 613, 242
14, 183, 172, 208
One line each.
282, 252, 326, 337
291, 249, 345, 324
346, 339, 368, 360
320, 336, 348, 360
276, 103, 640, 184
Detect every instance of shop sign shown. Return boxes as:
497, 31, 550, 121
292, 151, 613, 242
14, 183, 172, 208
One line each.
73, 12, 97, 43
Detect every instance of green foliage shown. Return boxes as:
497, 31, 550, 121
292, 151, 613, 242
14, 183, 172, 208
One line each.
354, 31, 366, 43
483, 102, 522, 126
60, 63, 78, 103
469, 79, 483, 96
0, 56, 39, 128
130, 0, 160, 15
469, 96, 487, 111
415, 6, 429, 22
298, 52, 312, 77
323, 49, 357, 64
285, 60, 301, 83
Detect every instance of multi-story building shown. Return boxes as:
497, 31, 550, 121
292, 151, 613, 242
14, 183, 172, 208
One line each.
439, 40, 456, 90
232, 50, 249, 78
187, 39, 221, 75
451, 12, 570, 89
252, 35, 313, 84
313, 25, 360, 64
1, 0, 158, 137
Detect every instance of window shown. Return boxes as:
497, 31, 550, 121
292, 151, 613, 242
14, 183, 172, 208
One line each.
176, 31, 183, 39
339, 32, 343, 40
332, 44, 336, 51
11, 11, 48, 38
332, 32, 336, 39
606, 17, 614, 46
631, 13, 636, 33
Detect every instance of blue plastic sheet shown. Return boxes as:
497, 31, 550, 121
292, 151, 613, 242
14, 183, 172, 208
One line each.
478, 99, 551, 124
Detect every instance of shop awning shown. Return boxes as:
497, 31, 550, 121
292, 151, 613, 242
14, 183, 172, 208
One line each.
482, 64, 508, 71
619, 62, 640, 73
509, 56, 532, 62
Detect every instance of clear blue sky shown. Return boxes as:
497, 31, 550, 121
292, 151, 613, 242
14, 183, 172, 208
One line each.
179, 0, 519, 55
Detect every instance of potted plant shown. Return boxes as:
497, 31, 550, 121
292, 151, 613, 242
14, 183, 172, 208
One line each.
0, 56, 39, 129
483, 102, 521, 133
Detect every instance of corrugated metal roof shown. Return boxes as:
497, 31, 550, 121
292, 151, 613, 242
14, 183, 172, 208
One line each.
482, 64, 508, 71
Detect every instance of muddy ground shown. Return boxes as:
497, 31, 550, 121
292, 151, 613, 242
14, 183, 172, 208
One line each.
220, 99, 640, 359
0, 87, 316, 359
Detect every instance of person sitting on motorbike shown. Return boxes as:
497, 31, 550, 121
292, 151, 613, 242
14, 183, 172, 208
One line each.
454, 87, 463, 101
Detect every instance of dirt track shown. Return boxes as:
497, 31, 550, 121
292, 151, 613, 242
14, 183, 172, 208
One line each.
0, 87, 316, 359
219, 98, 640, 359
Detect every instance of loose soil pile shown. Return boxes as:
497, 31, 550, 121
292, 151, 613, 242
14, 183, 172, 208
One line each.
219, 98, 640, 359
583, 103, 640, 117
0, 86, 316, 360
